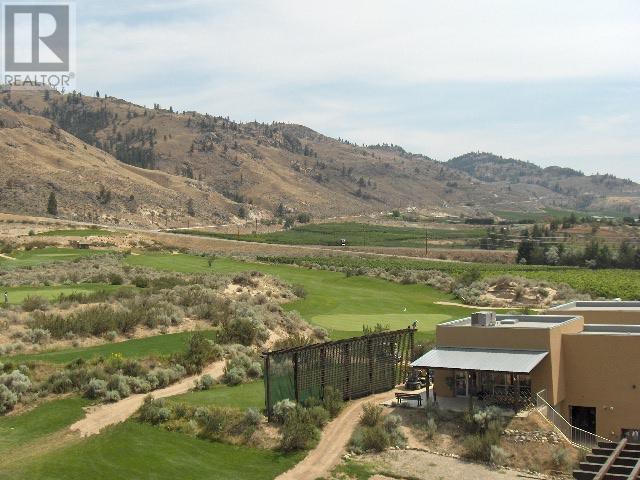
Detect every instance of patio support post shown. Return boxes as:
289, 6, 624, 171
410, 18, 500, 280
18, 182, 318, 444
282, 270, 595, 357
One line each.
264, 353, 271, 419
293, 352, 299, 403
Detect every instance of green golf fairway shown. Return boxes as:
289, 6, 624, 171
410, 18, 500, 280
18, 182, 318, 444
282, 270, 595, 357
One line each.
125, 253, 471, 343
1, 284, 127, 305
0, 421, 303, 480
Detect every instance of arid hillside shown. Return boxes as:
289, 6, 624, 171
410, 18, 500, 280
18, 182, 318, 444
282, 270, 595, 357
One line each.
448, 152, 640, 214
0, 108, 237, 227
1, 89, 639, 226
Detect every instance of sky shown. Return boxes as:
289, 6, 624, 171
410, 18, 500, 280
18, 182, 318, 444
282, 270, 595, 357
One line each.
77, 0, 640, 180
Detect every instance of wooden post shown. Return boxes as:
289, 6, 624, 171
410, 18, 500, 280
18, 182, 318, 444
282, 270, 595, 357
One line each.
293, 352, 300, 403
368, 338, 374, 394
344, 344, 352, 400
425, 226, 428, 256
264, 354, 271, 419
320, 347, 326, 398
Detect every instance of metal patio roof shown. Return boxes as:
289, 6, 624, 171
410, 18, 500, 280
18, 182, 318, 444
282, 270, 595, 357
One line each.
411, 347, 548, 373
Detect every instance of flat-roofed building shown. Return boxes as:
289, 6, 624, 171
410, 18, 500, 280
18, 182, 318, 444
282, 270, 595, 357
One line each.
412, 307, 640, 441
547, 300, 640, 326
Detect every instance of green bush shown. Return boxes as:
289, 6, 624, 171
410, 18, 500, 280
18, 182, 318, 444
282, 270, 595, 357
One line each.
132, 275, 150, 288
194, 374, 215, 391
243, 408, 263, 427
104, 390, 121, 402
322, 386, 344, 417
552, 447, 572, 471
22, 295, 49, 312
360, 402, 383, 427
358, 425, 390, 452
490, 445, 508, 466
85, 378, 108, 399
0, 384, 18, 413
218, 314, 267, 346
221, 367, 246, 386
308, 406, 330, 428
463, 425, 502, 461
292, 285, 306, 298
425, 417, 437, 439
138, 396, 171, 425
174, 332, 223, 375
23, 328, 51, 345
107, 374, 131, 398
280, 406, 319, 452
273, 399, 297, 423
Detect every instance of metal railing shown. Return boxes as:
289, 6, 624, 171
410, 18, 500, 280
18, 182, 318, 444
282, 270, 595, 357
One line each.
535, 390, 611, 450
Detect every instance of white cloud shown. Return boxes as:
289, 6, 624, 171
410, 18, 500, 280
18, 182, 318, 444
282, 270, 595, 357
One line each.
74, 0, 640, 179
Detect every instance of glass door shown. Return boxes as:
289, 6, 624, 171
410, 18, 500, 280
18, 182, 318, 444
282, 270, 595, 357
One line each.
455, 371, 468, 397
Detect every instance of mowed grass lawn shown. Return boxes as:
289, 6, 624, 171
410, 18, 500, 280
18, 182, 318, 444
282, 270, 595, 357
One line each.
0, 421, 303, 480
125, 253, 471, 344
3, 330, 218, 364
172, 221, 486, 248
170, 381, 264, 410
0, 247, 110, 269
37, 228, 119, 237
0, 397, 90, 456
2, 283, 129, 305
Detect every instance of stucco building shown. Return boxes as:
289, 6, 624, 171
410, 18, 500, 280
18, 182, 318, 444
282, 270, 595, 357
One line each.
412, 303, 640, 441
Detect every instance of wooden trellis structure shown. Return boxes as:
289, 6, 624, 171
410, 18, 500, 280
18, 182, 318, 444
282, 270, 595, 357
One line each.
263, 328, 415, 418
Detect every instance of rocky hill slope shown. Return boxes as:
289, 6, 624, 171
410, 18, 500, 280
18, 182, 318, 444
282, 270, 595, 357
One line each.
1, 89, 638, 226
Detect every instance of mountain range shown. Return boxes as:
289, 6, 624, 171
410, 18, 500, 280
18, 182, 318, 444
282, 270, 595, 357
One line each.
1, 89, 638, 227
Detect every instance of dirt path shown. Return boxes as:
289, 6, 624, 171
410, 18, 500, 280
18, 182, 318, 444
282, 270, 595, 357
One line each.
0, 253, 16, 260
275, 391, 392, 480
69, 361, 225, 437
361, 450, 545, 480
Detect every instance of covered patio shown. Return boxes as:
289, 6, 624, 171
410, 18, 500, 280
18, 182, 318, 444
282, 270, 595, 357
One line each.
411, 347, 548, 410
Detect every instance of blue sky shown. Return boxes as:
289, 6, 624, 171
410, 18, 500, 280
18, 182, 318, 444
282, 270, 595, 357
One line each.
76, 0, 640, 179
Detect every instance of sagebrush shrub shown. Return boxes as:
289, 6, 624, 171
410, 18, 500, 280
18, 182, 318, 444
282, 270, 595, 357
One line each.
22, 296, 49, 312
280, 406, 319, 452
360, 402, 383, 427
308, 406, 330, 428
243, 408, 263, 426
359, 425, 390, 452
0, 384, 18, 413
322, 386, 343, 417
138, 396, 170, 425
490, 445, 508, 466
273, 399, 296, 423
85, 378, 108, 399
194, 374, 215, 391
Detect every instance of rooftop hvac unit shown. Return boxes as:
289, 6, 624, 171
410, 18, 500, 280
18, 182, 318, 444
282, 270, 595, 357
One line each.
471, 311, 496, 327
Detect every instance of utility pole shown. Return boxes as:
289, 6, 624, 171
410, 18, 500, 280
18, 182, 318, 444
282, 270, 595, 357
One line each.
425, 225, 429, 257
255, 218, 258, 235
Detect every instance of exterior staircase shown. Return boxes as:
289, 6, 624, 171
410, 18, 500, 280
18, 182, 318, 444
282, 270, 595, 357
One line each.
573, 439, 640, 479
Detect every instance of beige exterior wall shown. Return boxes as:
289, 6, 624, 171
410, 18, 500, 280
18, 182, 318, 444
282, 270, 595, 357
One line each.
561, 333, 640, 439
433, 368, 454, 397
429, 313, 640, 440
552, 309, 640, 326
434, 317, 583, 405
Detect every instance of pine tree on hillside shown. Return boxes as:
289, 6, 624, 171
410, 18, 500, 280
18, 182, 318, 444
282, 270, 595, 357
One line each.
47, 192, 58, 216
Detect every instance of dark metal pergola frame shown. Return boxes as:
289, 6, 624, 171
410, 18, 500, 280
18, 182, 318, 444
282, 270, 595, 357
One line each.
263, 327, 415, 418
